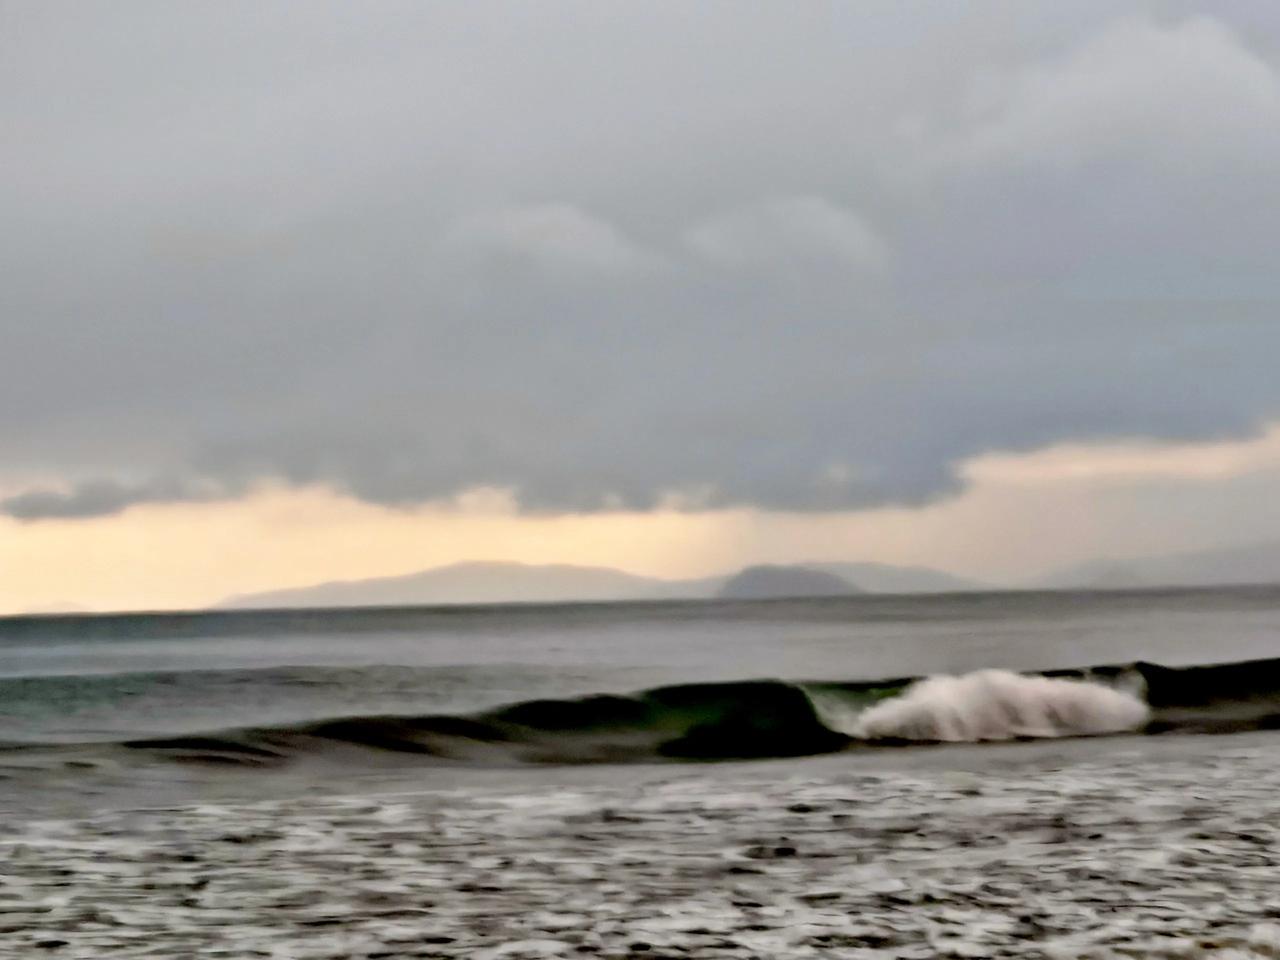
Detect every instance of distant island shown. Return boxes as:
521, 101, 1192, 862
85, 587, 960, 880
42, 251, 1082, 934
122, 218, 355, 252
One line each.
717, 565, 860, 600
1033, 538, 1280, 591
216, 537, 1280, 611
218, 560, 982, 610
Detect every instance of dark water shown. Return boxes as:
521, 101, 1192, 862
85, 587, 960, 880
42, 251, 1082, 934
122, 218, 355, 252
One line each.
2, 587, 1280, 775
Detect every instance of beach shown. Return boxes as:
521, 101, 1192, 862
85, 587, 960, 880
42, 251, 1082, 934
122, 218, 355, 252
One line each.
5, 734, 1280, 959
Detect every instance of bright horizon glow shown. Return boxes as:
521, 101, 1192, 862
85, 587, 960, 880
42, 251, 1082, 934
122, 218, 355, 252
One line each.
5, 425, 1280, 616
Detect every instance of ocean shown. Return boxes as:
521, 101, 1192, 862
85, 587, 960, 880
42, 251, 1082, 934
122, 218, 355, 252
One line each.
2, 585, 1280, 795
7, 586, 1280, 956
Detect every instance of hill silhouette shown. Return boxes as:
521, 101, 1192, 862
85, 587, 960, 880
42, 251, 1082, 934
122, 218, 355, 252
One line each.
716, 565, 860, 599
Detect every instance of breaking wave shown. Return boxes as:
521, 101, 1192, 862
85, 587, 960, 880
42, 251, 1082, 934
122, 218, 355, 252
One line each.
846, 669, 1149, 742
11, 656, 1280, 770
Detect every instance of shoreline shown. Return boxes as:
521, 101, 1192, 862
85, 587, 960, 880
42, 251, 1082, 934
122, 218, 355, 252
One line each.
4, 735, 1280, 957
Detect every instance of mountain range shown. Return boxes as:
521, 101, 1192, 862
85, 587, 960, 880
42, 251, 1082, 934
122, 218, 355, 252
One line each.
217, 538, 1280, 610
1033, 539, 1280, 591
217, 560, 982, 609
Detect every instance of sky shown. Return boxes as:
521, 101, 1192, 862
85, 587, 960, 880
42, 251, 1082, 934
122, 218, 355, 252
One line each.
5, 1, 1280, 612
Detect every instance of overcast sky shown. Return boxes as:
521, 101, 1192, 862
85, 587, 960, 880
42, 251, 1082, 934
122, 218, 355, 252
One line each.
5, 2, 1280, 610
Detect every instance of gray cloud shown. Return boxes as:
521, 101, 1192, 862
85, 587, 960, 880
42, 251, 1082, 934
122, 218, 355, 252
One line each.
0, 478, 239, 521
4, 3, 1280, 519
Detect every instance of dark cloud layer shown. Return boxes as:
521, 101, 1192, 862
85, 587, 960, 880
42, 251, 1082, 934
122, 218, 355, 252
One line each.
5, 3, 1280, 519
0, 478, 238, 521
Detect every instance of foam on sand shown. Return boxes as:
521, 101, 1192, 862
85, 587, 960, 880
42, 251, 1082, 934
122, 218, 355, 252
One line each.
850, 669, 1150, 742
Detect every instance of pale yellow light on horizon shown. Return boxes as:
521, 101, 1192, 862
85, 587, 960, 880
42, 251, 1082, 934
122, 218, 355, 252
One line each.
964, 424, 1280, 484
0, 485, 746, 614
4, 424, 1280, 615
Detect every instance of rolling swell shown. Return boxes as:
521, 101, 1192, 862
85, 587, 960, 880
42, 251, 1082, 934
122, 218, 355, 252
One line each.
110, 655, 1280, 768
124, 680, 855, 766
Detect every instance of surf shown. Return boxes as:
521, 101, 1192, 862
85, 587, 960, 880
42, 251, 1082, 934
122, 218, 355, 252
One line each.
843, 669, 1149, 742
5, 656, 1280, 771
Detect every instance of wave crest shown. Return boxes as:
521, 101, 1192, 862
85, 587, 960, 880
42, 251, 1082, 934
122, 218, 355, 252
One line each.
849, 669, 1149, 742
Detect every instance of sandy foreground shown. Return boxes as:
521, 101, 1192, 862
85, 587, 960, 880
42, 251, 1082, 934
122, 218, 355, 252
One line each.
3, 738, 1280, 959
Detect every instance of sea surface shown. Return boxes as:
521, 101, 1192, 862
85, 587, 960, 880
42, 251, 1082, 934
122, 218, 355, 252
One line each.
2, 586, 1280, 800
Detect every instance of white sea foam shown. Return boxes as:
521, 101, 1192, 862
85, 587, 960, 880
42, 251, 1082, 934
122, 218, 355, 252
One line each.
848, 669, 1149, 742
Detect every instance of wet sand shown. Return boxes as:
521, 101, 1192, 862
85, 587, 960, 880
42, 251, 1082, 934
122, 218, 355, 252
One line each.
4, 737, 1280, 958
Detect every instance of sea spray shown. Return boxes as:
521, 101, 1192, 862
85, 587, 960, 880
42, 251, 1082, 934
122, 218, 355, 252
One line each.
848, 669, 1150, 742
